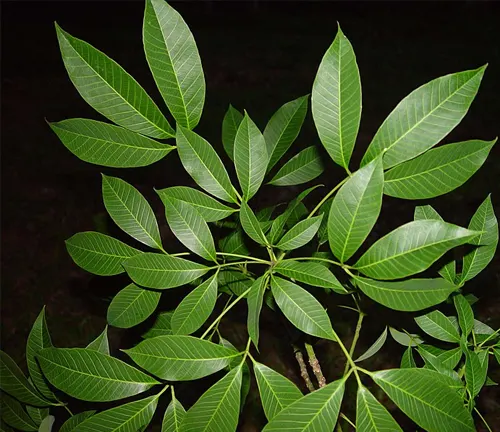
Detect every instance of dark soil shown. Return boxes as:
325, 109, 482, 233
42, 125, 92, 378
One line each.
2, 1, 499, 430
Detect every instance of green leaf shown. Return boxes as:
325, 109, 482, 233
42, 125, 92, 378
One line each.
354, 276, 456, 311
25, 407, 48, 427
1, 393, 37, 431
240, 202, 269, 246
373, 368, 474, 432
55, 24, 173, 139
414, 205, 443, 221
354, 220, 480, 280
59, 411, 96, 432
102, 175, 162, 250
464, 349, 487, 398
355, 327, 388, 363
218, 271, 253, 297
247, 276, 268, 349
124, 335, 240, 381
439, 261, 457, 285
162, 390, 185, 432
50, 119, 174, 168
312, 25, 361, 170
275, 216, 322, 251
437, 347, 463, 370
86, 326, 110, 355
356, 385, 402, 432
389, 327, 423, 347
107, 284, 161, 329
181, 366, 242, 432
72, 394, 158, 432
460, 195, 498, 282
417, 348, 462, 384
37, 348, 158, 402
26, 307, 56, 401
274, 261, 344, 293
176, 126, 238, 203
384, 139, 496, 199
37, 416, 54, 432
454, 295, 474, 338
361, 66, 486, 169
171, 274, 218, 335
265, 95, 309, 172
269, 147, 323, 186
286, 203, 308, 229
400, 347, 416, 368
222, 105, 244, 161
415, 310, 460, 342
0, 351, 50, 407
157, 187, 236, 223
253, 362, 303, 421
219, 230, 249, 260
234, 113, 268, 200
271, 276, 335, 340
328, 157, 384, 262
317, 198, 332, 245
164, 199, 216, 261
66, 232, 142, 276
124, 253, 209, 289
143, 0, 205, 129
262, 378, 345, 432
142, 311, 173, 338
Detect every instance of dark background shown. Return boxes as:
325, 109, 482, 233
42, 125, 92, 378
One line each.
2, 1, 499, 430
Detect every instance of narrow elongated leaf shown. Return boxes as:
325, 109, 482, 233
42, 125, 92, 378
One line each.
162, 389, 185, 432
157, 187, 236, 222
55, 24, 173, 139
438, 347, 462, 370
312, 26, 361, 170
354, 276, 456, 311
262, 378, 345, 432
317, 198, 332, 245
265, 96, 309, 172
37, 348, 158, 402
355, 327, 388, 363
86, 326, 110, 355
143, 0, 205, 129
274, 261, 344, 293
143, 311, 173, 338
275, 216, 322, 250
240, 202, 269, 246
461, 195, 498, 282
389, 328, 423, 347
373, 369, 474, 432
415, 310, 460, 342
384, 139, 496, 199
465, 349, 487, 397
354, 220, 480, 280
26, 406, 48, 426
222, 105, 244, 161
269, 147, 323, 186
253, 362, 303, 421
400, 347, 416, 368
102, 175, 162, 250
66, 232, 142, 276
328, 157, 384, 262
124, 253, 209, 289
171, 274, 218, 335
59, 411, 96, 432
247, 276, 268, 348
1, 393, 37, 431
164, 199, 216, 261
26, 307, 56, 401
177, 126, 238, 203
50, 119, 174, 168
107, 284, 161, 329
219, 230, 249, 260
439, 261, 457, 284
234, 113, 268, 200
417, 348, 461, 383
362, 66, 486, 169
124, 335, 240, 381
454, 295, 474, 337
181, 366, 242, 432
0, 351, 50, 407
356, 386, 402, 432
271, 277, 335, 340
73, 394, 158, 432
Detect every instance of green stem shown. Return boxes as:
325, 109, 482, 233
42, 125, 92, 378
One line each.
333, 329, 363, 387
216, 252, 270, 264
474, 407, 493, 432
308, 177, 349, 219
215, 260, 268, 270
240, 338, 252, 365
62, 404, 74, 417
305, 343, 326, 388
340, 412, 356, 429
155, 384, 170, 399
282, 257, 343, 267
201, 286, 253, 339
343, 312, 365, 375
477, 327, 500, 348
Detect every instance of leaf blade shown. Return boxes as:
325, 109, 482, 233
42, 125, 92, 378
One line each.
274, 261, 345, 293
275, 216, 323, 251
414, 310, 460, 342
269, 146, 324, 187
240, 202, 269, 246
247, 276, 268, 348
356, 385, 402, 432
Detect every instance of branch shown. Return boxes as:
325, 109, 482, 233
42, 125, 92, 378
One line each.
293, 345, 315, 392
305, 342, 326, 388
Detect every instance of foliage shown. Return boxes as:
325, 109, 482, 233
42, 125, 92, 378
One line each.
1, 1, 498, 431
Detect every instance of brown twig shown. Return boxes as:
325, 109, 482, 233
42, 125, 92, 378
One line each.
293, 345, 315, 392
305, 342, 326, 388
